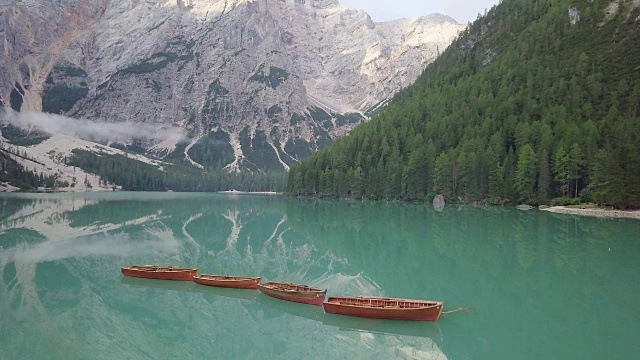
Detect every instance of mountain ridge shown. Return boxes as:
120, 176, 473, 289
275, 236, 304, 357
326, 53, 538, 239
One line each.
1, 0, 464, 174
286, 0, 640, 209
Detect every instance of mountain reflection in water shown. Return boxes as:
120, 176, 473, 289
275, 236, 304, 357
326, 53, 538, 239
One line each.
1, 192, 639, 359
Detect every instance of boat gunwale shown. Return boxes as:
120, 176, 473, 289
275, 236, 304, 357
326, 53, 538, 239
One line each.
258, 282, 325, 294
131, 265, 196, 270
194, 275, 261, 282
355, 295, 441, 303
325, 296, 443, 310
123, 266, 197, 273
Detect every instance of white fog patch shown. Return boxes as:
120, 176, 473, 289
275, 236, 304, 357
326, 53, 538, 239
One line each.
1, 110, 185, 144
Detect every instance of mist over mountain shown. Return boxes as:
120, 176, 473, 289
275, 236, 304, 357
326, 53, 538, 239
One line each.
2, 110, 184, 144
0, 0, 464, 178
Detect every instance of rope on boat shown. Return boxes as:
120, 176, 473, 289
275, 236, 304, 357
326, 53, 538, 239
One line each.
442, 307, 469, 315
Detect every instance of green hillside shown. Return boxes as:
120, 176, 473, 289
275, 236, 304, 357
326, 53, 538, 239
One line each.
287, 0, 640, 209
0, 146, 65, 190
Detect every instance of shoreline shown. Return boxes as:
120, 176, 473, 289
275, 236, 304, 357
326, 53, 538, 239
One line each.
541, 206, 640, 220
218, 190, 281, 196
0, 188, 282, 195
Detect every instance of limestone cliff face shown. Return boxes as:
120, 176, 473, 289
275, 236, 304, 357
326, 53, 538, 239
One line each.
0, 0, 464, 172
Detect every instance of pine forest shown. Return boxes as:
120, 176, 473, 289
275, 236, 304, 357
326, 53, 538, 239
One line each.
287, 0, 640, 209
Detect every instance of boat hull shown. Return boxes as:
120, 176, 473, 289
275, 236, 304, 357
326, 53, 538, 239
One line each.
121, 267, 197, 281
257, 283, 326, 306
323, 297, 444, 321
193, 276, 261, 289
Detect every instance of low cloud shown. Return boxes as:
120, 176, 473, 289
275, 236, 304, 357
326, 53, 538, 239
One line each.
0, 109, 185, 144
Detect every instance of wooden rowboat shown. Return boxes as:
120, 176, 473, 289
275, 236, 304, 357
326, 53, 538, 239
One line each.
193, 275, 261, 289
322, 296, 444, 321
121, 265, 198, 281
257, 282, 326, 306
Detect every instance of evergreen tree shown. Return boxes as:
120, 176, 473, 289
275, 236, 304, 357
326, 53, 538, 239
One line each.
351, 166, 364, 198
537, 150, 551, 203
554, 147, 570, 197
568, 144, 583, 198
488, 163, 505, 202
590, 150, 610, 206
515, 144, 537, 204
433, 152, 453, 198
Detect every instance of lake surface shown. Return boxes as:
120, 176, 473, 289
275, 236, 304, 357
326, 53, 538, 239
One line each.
0, 192, 638, 359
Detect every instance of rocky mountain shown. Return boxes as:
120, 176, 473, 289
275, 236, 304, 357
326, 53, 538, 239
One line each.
286, 0, 640, 208
0, 0, 464, 173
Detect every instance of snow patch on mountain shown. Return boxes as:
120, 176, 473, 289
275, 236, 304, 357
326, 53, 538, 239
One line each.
1, 0, 465, 174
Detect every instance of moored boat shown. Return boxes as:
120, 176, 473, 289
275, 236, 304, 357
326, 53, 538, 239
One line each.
257, 282, 326, 306
121, 265, 198, 281
322, 296, 444, 321
193, 275, 261, 289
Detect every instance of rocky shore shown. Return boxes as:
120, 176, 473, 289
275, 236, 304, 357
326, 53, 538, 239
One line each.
542, 206, 640, 220
219, 190, 281, 196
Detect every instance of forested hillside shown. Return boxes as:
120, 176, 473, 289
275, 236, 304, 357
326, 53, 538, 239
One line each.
68, 150, 285, 192
0, 148, 65, 190
287, 0, 640, 209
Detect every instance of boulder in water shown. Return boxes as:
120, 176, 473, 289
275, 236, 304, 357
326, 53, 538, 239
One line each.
516, 204, 534, 211
433, 194, 446, 212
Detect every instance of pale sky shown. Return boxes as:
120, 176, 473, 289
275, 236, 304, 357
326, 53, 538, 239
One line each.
339, 0, 501, 24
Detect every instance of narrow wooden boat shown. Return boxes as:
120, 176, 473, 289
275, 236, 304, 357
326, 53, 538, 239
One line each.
257, 282, 326, 306
322, 296, 444, 321
121, 265, 198, 281
193, 274, 261, 289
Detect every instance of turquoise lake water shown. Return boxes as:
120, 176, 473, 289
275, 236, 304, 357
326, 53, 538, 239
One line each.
0, 192, 638, 359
